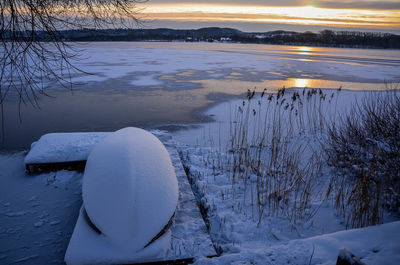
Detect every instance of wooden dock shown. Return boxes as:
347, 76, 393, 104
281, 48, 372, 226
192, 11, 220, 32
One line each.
25, 132, 217, 264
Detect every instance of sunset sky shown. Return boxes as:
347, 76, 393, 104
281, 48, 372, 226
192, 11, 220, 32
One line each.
140, 0, 400, 33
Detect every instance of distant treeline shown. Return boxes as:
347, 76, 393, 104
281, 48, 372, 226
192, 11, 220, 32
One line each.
2, 27, 400, 49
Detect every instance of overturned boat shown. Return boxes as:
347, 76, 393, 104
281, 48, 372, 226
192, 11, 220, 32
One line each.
65, 127, 179, 264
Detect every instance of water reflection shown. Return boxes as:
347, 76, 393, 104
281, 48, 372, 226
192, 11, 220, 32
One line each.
294, 78, 309, 88
296, 46, 313, 56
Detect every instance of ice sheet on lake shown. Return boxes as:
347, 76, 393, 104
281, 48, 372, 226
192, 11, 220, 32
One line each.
70, 42, 400, 84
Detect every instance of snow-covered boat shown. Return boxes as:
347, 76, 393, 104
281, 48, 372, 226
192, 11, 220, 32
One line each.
65, 127, 179, 264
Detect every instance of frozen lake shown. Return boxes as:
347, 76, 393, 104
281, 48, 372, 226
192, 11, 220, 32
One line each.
1, 42, 400, 150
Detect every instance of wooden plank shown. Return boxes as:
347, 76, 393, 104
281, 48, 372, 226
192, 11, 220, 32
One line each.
161, 135, 217, 261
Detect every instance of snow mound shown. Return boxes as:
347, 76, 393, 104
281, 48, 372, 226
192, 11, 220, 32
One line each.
81, 127, 178, 256
268, 221, 400, 265
193, 221, 400, 264
24, 132, 110, 165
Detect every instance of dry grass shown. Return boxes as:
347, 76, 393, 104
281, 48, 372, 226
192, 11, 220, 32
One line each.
184, 85, 399, 229
325, 90, 400, 228
218, 87, 333, 225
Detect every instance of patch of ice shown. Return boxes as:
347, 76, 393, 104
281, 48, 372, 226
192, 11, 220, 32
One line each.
0, 152, 84, 264
69, 43, 400, 85
131, 74, 162, 86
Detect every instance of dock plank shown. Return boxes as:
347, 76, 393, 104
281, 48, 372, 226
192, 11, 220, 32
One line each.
160, 134, 217, 261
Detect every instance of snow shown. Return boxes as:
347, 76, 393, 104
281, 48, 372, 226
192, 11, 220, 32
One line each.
24, 132, 110, 165
272, 221, 400, 265
2, 43, 400, 264
131, 74, 163, 86
194, 221, 400, 265
173, 88, 400, 264
159, 133, 217, 260
65, 207, 173, 265
69, 42, 400, 85
0, 153, 83, 265
66, 127, 179, 264
1, 127, 399, 264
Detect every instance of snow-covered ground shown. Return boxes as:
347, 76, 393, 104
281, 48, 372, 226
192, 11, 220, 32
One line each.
1, 43, 400, 264
179, 141, 400, 264
1, 126, 399, 264
194, 221, 400, 265
174, 88, 400, 264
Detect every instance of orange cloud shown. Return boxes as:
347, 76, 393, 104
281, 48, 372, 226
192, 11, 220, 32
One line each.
140, 3, 400, 30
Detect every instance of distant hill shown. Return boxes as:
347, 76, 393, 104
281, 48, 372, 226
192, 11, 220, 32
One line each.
3, 27, 400, 49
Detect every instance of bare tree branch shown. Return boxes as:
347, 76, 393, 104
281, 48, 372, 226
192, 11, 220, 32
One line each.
0, 0, 146, 137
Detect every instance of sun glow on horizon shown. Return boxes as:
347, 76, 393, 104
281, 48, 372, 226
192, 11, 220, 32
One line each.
141, 3, 400, 30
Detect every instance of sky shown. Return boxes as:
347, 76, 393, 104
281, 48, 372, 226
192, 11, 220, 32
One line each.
138, 0, 400, 33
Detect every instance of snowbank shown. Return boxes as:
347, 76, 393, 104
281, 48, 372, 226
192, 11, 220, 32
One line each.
65, 127, 179, 264
271, 220, 400, 265
194, 221, 400, 265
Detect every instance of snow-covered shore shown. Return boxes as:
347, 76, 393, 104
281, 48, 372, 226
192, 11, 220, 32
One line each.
173, 88, 400, 264
1, 42, 400, 264
1, 126, 399, 264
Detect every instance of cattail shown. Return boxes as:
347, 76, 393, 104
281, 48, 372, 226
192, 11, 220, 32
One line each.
261, 88, 267, 98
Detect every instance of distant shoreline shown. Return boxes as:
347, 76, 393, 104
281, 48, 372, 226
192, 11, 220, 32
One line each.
3, 27, 400, 49
83, 40, 400, 51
